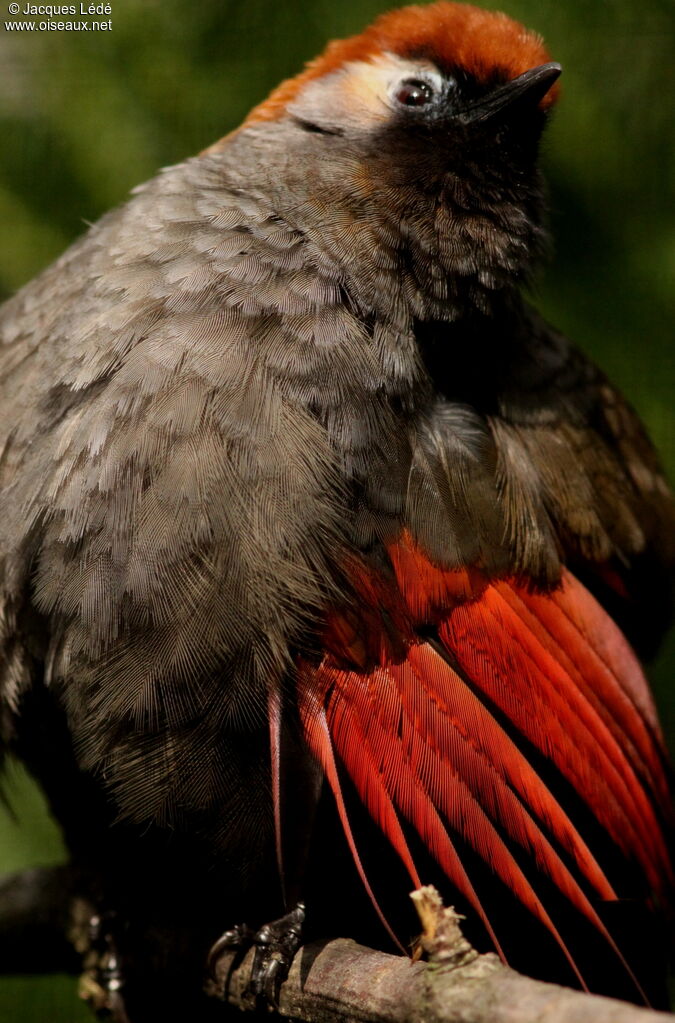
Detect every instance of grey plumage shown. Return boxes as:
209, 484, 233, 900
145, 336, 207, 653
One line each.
0, 17, 673, 1016
2, 105, 671, 830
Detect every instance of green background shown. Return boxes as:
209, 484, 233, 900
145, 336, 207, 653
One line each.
0, 0, 673, 1018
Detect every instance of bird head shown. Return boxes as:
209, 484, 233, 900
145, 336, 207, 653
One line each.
209, 2, 562, 320
248, 2, 559, 146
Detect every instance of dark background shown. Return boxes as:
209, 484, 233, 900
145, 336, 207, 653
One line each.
0, 0, 673, 1017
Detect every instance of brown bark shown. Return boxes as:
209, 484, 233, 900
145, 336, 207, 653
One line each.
207, 887, 675, 1023
0, 870, 671, 1023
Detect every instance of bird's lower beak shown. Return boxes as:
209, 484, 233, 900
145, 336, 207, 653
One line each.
460, 62, 562, 126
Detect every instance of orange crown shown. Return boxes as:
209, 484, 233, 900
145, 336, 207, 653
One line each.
247, 2, 558, 124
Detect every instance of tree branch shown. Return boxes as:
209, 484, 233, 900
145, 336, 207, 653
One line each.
0, 869, 671, 1022
207, 887, 675, 1023
0, 864, 79, 974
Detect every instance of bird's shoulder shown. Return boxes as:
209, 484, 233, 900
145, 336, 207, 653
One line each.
394, 307, 675, 654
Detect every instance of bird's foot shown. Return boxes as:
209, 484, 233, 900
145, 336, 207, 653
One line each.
207, 902, 305, 1009
205, 920, 256, 976
249, 902, 305, 1007
77, 909, 131, 1023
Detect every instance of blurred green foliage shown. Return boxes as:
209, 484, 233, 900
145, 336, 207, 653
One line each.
0, 0, 673, 1017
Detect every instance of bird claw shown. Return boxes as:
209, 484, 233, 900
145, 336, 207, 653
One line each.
207, 903, 305, 1010
78, 910, 131, 1022
206, 921, 256, 978
248, 903, 305, 1008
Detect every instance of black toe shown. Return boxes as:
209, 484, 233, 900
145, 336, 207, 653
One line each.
248, 903, 305, 1008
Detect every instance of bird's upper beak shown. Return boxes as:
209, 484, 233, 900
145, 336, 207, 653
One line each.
460, 62, 562, 126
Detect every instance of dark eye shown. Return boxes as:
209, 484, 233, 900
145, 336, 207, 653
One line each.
394, 78, 434, 107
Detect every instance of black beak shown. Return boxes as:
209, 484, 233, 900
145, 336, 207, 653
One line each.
460, 62, 562, 126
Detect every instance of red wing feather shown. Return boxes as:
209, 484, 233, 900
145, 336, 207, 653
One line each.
298, 679, 412, 953
297, 557, 670, 1001
504, 577, 669, 808
442, 580, 672, 897
528, 574, 668, 756
300, 660, 510, 965
400, 644, 615, 901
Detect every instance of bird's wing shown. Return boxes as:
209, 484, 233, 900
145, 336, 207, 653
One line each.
489, 308, 675, 655
296, 315, 674, 995
298, 552, 671, 996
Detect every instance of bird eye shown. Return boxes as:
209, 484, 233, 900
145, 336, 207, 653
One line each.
394, 78, 435, 107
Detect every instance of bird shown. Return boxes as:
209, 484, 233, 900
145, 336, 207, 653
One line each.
0, 1, 673, 1019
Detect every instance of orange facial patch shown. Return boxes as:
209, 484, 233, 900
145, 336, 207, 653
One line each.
246, 2, 558, 125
